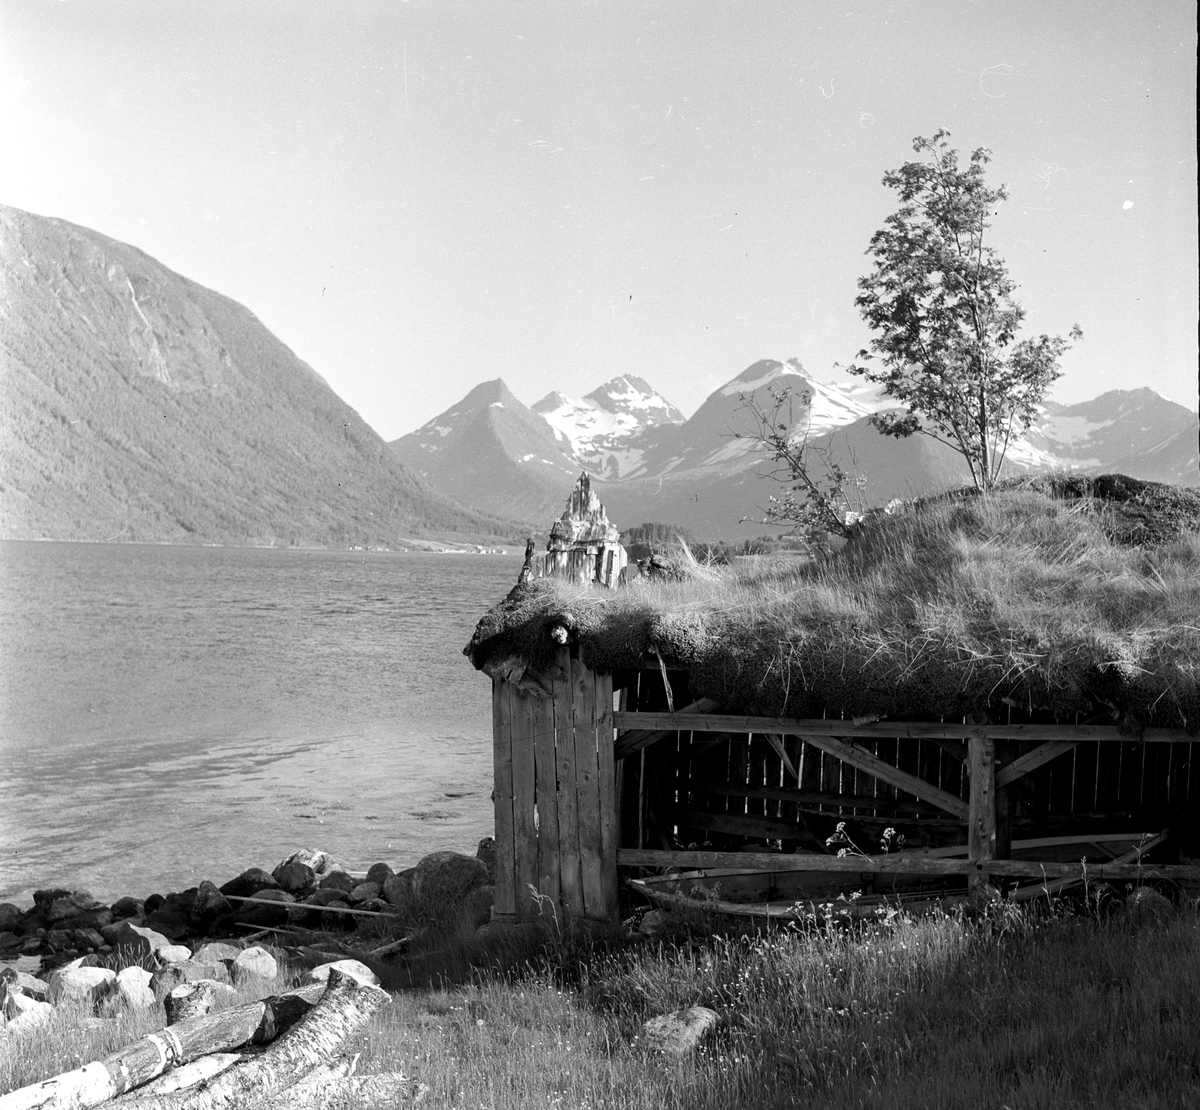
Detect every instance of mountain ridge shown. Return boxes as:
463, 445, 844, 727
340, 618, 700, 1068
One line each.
0, 204, 517, 546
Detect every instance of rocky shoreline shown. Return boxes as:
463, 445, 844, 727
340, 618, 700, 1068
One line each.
0, 841, 496, 974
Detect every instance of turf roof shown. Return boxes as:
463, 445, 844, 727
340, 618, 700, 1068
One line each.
465, 475, 1200, 733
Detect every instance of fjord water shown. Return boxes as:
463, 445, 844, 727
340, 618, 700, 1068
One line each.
0, 542, 521, 904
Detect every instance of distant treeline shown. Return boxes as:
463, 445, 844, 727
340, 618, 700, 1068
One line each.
620, 522, 809, 564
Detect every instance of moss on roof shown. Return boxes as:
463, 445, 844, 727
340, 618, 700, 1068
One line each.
465, 476, 1200, 733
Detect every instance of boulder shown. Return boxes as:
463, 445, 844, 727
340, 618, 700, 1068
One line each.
3, 994, 54, 1032
110, 896, 145, 919
1126, 886, 1173, 925
0, 904, 25, 932
462, 884, 495, 929
318, 871, 357, 894
71, 908, 113, 931
32, 888, 72, 911
193, 941, 241, 964
476, 837, 497, 884
277, 848, 342, 880
0, 969, 47, 1007
303, 959, 379, 988
381, 873, 415, 914
190, 881, 231, 923
319, 900, 354, 930
45, 928, 75, 951
154, 944, 193, 965
232, 946, 278, 982
413, 852, 489, 913
0, 932, 21, 952
304, 888, 350, 908
218, 868, 280, 899
45, 892, 106, 925
143, 909, 191, 941
142, 894, 165, 913
73, 928, 107, 951
365, 862, 394, 886
177, 962, 231, 985
105, 920, 173, 959
347, 882, 382, 905
272, 860, 316, 894
113, 967, 155, 1011
48, 965, 117, 1007
641, 1007, 720, 1056
233, 888, 295, 927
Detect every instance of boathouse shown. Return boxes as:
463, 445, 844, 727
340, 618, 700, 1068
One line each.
466, 474, 1200, 924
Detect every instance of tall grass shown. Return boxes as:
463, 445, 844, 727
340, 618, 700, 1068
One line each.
4, 906, 1198, 1108
504, 488, 1200, 725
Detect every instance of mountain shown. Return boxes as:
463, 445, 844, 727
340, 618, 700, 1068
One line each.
391, 355, 1197, 541
532, 374, 684, 479
389, 379, 579, 522
1025, 389, 1199, 486
0, 204, 514, 546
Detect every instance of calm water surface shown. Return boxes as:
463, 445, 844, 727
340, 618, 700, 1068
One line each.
0, 542, 520, 903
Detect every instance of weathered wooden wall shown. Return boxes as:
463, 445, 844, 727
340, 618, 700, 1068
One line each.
492, 647, 618, 924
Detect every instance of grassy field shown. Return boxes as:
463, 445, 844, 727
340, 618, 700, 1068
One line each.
4, 898, 1198, 1109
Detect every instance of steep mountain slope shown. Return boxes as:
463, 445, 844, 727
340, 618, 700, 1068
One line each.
389, 379, 579, 523
532, 374, 684, 479
0, 205, 513, 545
1028, 389, 1198, 485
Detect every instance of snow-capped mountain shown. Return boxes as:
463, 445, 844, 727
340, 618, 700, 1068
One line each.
388, 362, 1197, 537
532, 374, 683, 479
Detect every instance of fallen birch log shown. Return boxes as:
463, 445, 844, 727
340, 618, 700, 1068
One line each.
260, 1073, 426, 1109
116, 970, 389, 1110
0, 984, 324, 1110
132, 1056, 245, 1098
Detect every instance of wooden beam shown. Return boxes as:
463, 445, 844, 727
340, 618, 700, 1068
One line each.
686, 780, 942, 814
671, 807, 810, 841
762, 733, 798, 780
613, 698, 721, 760
967, 737, 997, 892
889, 831, 1159, 859
995, 741, 1079, 788
612, 712, 1193, 744
1009, 832, 1169, 902
617, 847, 1200, 882
787, 732, 969, 819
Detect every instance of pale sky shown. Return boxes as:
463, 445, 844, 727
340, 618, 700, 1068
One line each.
1, 0, 1195, 440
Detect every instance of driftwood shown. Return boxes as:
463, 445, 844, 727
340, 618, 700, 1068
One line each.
0, 984, 325, 1110
164, 983, 218, 1027
116, 970, 389, 1110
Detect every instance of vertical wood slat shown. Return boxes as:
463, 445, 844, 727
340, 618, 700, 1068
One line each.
596, 670, 619, 921
510, 687, 538, 920
492, 679, 517, 920
532, 686, 561, 915
554, 650, 584, 919
968, 736, 997, 894
574, 656, 606, 918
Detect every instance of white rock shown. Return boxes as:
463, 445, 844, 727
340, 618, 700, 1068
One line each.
303, 959, 380, 988
48, 965, 116, 1005
642, 1007, 720, 1056
154, 944, 193, 965
232, 946, 277, 981
114, 966, 156, 1011
3, 994, 54, 1030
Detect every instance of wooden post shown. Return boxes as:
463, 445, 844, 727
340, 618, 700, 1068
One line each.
967, 736, 996, 896
491, 680, 517, 922
511, 687, 538, 919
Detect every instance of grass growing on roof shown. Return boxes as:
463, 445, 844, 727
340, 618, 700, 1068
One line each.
466, 484, 1200, 730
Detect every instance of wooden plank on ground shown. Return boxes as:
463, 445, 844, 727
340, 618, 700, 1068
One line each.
612, 712, 1194, 744
510, 686, 539, 921
492, 679, 517, 919
554, 650, 584, 919
995, 740, 1079, 788
574, 657, 607, 919
532, 687, 561, 914
596, 670, 620, 921
616, 847, 1200, 881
